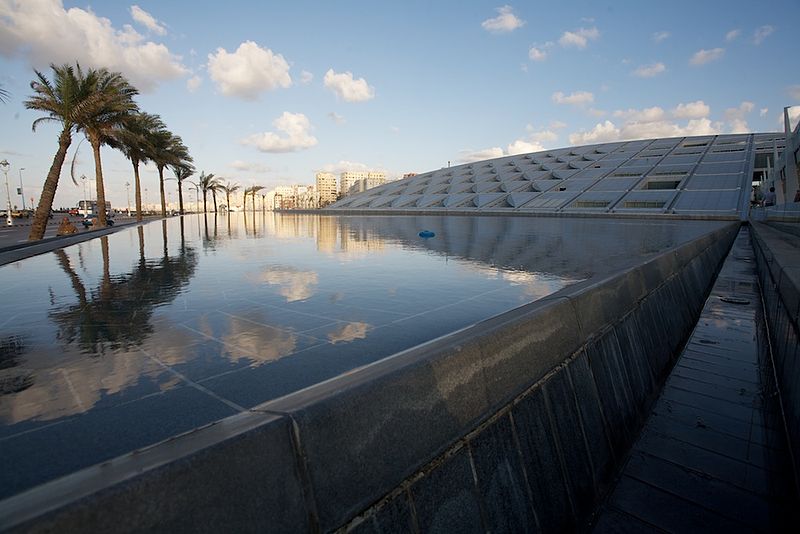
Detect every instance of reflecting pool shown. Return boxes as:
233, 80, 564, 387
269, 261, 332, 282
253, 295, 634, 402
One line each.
0, 213, 726, 498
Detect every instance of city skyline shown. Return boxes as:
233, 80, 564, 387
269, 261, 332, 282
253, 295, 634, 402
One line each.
0, 0, 798, 210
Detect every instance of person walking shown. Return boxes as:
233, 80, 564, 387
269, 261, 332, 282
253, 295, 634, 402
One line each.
763, 187, 777, 207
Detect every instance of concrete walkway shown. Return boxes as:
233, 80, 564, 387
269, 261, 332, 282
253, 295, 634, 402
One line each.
593, 227, 798, 532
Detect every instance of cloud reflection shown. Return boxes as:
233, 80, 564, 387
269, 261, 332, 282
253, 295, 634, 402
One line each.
327, 322, 370, 344
247, 265, 319, 302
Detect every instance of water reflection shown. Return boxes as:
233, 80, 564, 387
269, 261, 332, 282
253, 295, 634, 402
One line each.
247, 265, 319, 302
50, 227, 197, 355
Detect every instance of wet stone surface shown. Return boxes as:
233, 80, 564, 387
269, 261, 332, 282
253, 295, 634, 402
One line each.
593, 227, 798, 532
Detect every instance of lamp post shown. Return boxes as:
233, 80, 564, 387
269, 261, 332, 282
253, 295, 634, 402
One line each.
144, 187, 149, 215
18, 168, 25, 210
80, 174, 88, 215
125, 181, 131, 216
1, 159, 11, 226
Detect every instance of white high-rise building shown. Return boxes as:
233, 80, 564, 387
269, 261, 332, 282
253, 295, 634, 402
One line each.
340, 171, 387, 197
316, 172, 338, 207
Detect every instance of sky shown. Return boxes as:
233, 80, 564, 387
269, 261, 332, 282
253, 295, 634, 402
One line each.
0, 0, 798, 210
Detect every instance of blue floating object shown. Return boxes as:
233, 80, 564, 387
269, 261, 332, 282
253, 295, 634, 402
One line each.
418, 230, 435, 239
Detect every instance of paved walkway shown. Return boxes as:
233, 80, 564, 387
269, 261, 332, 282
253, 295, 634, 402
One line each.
593, 227, 798, 532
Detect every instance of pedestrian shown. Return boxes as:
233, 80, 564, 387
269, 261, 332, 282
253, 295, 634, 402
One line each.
794, 189, 800, 203
763, 187, 777, 207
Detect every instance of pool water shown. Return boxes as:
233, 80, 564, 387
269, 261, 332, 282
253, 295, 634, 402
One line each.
0, 213, 725, 498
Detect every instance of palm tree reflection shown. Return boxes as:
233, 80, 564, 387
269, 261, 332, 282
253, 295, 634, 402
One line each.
50, 227, 198, 355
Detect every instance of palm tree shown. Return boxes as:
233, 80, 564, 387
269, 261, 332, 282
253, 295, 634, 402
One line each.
197, 172, 219, 213
249, 186, 264, 212
109, 112, 162, 222
146, 128, 191, 217
0, 84, 9, 103
221, 181, 240, 213
171, 163, 195, 215
25, 63, 120, 240
77, 71, 138, 226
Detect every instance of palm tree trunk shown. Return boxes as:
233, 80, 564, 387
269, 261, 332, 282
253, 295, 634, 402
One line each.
202, 190, 207, 213
177, 180, 184, 215
29, 128, 71, 241
132, 158, 143, 222
91, 135, 108, 227
252, 193, 256, 212
212, 190, 218, 213
225, 192, 230, 213
158, 165, 166, 218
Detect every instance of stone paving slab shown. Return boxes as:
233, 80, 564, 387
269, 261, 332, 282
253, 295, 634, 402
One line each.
593, 227, 798, 532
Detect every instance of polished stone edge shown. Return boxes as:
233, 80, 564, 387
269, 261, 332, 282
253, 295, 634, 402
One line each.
750, 221, 800, 486
0, 219, 146, 266
313, 208, 740, 221
0, 221, 739, 532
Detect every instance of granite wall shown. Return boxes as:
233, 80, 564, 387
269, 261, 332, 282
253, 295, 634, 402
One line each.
751, 221, 800, 486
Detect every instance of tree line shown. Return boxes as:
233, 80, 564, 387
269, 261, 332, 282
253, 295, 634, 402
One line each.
18, 62, 265, 242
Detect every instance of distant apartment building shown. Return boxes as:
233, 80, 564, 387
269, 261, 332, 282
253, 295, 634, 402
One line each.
340, 171, 387, 197
316, 172, 338, 207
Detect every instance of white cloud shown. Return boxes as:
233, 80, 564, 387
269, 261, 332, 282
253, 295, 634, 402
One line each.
207, 41, 291, 100
552, 90, 594, 106
481, 5, 525, 33
672, 100, 710, 119
300, 70, 314, 84
528, 41, 554, 61
567, 98, 772, 144
529, 47, 547, 61
788, 85, 800, 101
588, 108, 607, 117
460, 127, 556, 162
632, 62, 666, 78
569, 121, 620, 144
613, 106, 665, 122
753, 25, 774, 45
725, 29, 741, 42
620, 118, 719, 139
230, 160, 271, 173
558, 26, 599, 49
549, 120, 567, 130
507, 139, 546, 155
652, 31, 670, 43
327, 111, 346, 124
320, 160, 372, 174
525, 124, 559, 141
0, 0, 187, 92
130, 5, 166, 36
724, 101, 754, 133
690, 48, 725, 65
323, 69, 375, 102
459, 147, 505, 163
186, 75, 202, 92
760, 107, 768, 117
240, 112, 317, 153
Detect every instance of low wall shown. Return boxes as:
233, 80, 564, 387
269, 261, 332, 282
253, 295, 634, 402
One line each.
751, 222, 800, 485
0, 223, 739, 533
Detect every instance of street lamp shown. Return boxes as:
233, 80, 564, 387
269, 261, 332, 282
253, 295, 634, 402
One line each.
81, 174, 88, 215
125, 181, 131, 216
144, 187, 149, 214
18, 168, 25, 210
0, 159, 11, 226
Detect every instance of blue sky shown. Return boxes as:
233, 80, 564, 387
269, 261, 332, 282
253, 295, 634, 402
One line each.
0, 0, 798, 210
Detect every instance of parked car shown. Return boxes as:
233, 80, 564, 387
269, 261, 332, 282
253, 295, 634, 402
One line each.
81, 214, 115, 228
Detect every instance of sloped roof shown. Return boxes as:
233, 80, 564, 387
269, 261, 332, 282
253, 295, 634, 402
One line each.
327, 133, 784, 219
